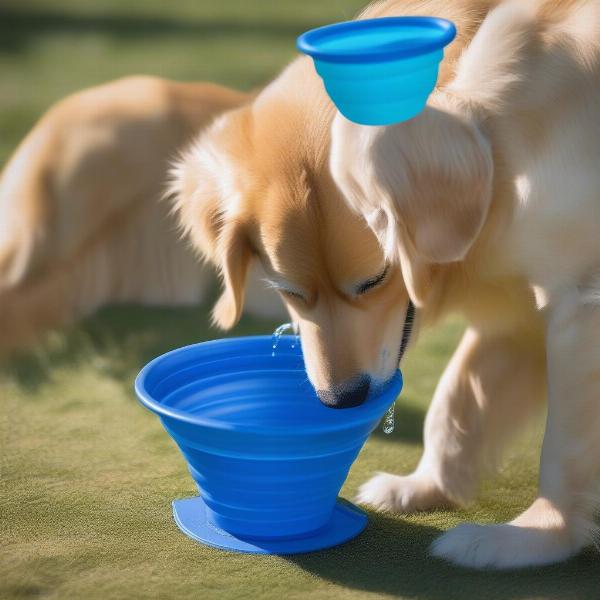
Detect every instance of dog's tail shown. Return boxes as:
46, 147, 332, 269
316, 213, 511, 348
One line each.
0, 115, 51, 290
0, 105, 128, 355
0, 113, 65, 354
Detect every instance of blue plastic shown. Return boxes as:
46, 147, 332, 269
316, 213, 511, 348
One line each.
297, 16, 456, 125
172, 496, 367, 554
135, 335, 403, 554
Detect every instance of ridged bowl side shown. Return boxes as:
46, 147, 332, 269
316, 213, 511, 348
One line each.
136, 336, 402, 540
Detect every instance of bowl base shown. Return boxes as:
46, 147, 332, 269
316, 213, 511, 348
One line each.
172, 496, 367, 554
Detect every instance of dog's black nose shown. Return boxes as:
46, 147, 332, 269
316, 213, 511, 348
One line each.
317, 375, 370, 409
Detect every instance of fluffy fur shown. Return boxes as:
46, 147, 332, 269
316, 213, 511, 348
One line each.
331, 0, 600, 569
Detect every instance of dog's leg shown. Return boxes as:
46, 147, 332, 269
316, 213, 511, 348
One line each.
432, 281, 600, 568
357, 325, 546, 512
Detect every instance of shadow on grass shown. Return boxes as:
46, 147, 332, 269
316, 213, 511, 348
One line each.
288, 509, 600, 600
0, 7, 324, 54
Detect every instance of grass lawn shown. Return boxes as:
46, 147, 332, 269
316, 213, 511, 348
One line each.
1, 1, 599, 599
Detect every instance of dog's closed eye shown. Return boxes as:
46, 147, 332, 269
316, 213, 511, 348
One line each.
278, 288, 305, 301
263, 277, 306, 302
355, 265, 389, 296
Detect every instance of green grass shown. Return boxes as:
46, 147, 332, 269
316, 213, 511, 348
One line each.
3, 309, 599, 600
1, 2, 599, 599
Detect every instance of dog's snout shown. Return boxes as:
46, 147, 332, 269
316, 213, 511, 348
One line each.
317, 375, 370, 409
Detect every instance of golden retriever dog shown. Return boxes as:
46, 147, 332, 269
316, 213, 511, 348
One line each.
171, 0, 600, 569
0, 76, 284, 355
2, 0, 598, 570
329, 0, 600, 568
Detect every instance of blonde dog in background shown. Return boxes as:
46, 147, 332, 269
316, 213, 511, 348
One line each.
2, 0, 599, 570
0, 77, 284, 356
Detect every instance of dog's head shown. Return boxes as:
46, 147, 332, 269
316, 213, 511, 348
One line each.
173, 62, 417, 408
173, 63, 492, 408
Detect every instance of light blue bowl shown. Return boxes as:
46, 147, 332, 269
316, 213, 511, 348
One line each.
297, 16, 456, 125
135, 336, 402, 554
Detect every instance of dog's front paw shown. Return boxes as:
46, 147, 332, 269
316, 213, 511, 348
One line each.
356, 472, 451, 513
430, 519, 585, 569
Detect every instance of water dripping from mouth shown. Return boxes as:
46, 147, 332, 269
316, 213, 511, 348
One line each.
382, 402, 395, 434
271, 322, 295, 356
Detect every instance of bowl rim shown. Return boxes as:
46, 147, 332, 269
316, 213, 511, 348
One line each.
297, 16, 456, 64
135, 335, 403, 435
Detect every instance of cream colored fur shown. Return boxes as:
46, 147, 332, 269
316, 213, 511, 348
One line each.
332, 0, 600, 569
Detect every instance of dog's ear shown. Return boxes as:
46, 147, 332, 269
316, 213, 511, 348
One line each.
171, 112, 253, 329
209, 217, 252, 329
373, 105, 493, 265
331, 98, 492, 302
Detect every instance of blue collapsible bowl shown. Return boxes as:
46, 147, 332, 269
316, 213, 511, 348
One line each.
297, 16, 456, 125
135, 335, 402, 554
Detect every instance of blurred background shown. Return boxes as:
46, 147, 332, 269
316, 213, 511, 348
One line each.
0, 0, 380, 380
0, 0, 365, 163
2, 2, 597, 599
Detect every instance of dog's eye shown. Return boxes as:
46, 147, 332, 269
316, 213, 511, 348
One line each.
280, 289, 304, 301
263, 277, 305, 302
356, 265, 389, 296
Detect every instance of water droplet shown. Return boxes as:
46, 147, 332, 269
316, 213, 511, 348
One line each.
291, 332, 300, 349
271, 322, 294, 356
383, 402, 395, 434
